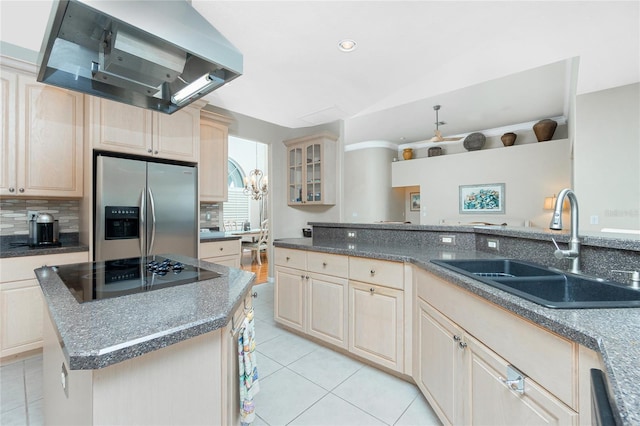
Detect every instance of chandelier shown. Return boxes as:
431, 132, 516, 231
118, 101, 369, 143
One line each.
243, 169, 268, 200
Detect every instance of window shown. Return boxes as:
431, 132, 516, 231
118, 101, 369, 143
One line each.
228, 158, 244, 189
224, 158, 249, 224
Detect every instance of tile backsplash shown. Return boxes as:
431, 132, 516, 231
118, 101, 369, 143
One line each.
0, 199, 80, 236
0, 199, 221, 236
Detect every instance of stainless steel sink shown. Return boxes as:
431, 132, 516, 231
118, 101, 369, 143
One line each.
431, 259, 640, 309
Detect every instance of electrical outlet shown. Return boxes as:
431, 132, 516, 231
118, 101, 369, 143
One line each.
347, 231, 357, 238
27, 210, 39, 221
487, 239, 500, 250
348, 244, 356, 250
440, 235, 456, 245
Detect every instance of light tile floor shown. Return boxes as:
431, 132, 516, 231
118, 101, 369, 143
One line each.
0, 281, 441, 426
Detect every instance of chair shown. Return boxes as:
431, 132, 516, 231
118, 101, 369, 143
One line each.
242, 219, 269, 265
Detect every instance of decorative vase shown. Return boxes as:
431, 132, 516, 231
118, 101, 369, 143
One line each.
533, 119, 557, 142
402, 148, 414, 160
463, 132, 486, 151
501, 132, 517, 147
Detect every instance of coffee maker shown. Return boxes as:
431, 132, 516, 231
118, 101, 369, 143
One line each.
28, 213, 60, 247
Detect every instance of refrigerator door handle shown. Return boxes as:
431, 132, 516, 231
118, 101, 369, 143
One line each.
139, 188, 146, 256
148, 188, 157, 254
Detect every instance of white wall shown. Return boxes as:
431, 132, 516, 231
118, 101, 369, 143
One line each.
392, 138, 572, 227
205, 106, 342, 240
575, 83, 640, 233
343, 145, 405, 223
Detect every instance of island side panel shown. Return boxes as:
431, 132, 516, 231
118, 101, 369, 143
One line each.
43, 307, 93, 425
92, 329, 224, 425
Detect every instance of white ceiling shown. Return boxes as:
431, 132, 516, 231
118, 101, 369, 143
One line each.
1, 1, 638, 143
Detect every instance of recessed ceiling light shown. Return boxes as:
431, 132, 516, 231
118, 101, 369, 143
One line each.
338, 39, 357, 52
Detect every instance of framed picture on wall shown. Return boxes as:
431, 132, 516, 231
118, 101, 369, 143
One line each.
459, 183, 505, 214
410, 192, 421, 211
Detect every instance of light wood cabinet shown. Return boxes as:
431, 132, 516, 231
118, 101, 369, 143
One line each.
200, 111, 231, 202
1, 66, 83, 197
466, 333, 577, 425
416, 298, 464, 425
274, 249, 349, 346
88, 96, 202, 162
200, 239, 241, 268
0, 251, 89, 359
307, 272, 348, 349
283, 132, 337, 206
274, 248, 407, 372
414, 267, 582, 425
274, 266, 306, 332
349, 280, 404, 372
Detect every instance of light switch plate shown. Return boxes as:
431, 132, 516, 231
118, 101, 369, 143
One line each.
440, 235, 456, 245
487, 239, 500, 250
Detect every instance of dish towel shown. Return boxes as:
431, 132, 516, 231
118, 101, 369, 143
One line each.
239, 308, 259, 426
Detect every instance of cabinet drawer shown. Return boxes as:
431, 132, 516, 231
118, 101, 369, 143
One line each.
274, 248, 307, 270
349, 257, 404, 289
416, 268, 576, 409
307, 252, 348, 277
199, 240, 240, 259
0, 252, 89, 283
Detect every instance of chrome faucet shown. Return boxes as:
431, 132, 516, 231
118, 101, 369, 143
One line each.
549, 188, 581, 274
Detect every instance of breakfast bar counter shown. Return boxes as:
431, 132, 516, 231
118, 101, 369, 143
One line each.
274, 236, 640, 425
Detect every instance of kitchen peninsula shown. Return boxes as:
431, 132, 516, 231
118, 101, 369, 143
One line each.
35, 254, 255, 425
274, 222, 640, 425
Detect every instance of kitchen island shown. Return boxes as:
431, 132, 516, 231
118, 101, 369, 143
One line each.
35, 254, 255, 425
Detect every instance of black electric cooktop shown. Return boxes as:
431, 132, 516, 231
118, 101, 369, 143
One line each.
54, 255, 221, 303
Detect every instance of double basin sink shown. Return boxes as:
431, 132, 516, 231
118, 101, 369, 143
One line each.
431, 259, 640, 309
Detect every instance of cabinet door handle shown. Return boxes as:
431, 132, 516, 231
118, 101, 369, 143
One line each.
154, 150, 158, 154
251, 291, 258, 298
286, 256, 290, 261
322, 262, 327, 267
458, 341, 468, 350
8, 187, 15, 193
219, 247, 224, 251
147, 149, 153, 153
301, 275, 305, 279
19, 188, 25, 193
370, 269, 376, 275
453, 335, 462, 342
369, 287, 375, 294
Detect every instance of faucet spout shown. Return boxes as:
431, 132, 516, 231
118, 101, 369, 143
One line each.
549, 188, 581, 274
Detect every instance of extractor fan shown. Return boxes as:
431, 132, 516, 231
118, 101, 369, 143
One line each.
430, 105, 462, 142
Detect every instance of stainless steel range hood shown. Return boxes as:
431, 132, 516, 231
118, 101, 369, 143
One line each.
37, 0, 242, 114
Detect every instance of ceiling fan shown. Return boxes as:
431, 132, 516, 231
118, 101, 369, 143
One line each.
430, 105, 462, 142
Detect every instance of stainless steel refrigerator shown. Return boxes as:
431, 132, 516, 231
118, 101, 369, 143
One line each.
94, 154, 198, 262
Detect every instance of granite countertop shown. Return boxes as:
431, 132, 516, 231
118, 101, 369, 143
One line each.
35, 254, 255, 370
274, 237, 640, 425
199, 229, 242, 243
0, 234, 89, 259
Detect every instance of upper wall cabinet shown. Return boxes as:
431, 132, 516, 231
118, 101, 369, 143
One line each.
284, 132, 337, 206
87, 97, 204, 163
200, 111, 232, 202
1, 66, 83, 198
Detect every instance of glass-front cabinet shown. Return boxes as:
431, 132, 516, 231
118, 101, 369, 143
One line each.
284, 133, 337, 206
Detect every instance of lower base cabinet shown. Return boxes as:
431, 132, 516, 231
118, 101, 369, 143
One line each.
349, 281, 404, 372
199, 239, 241, 268
417, 298, 577, 425
0, 252, 89, 359
274, 266, 306, 332
308, 273, 347, 349
466, 333, 578, 425
417, 299, 463, 425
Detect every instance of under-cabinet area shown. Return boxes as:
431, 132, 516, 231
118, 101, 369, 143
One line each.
273, 245, 605, 425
